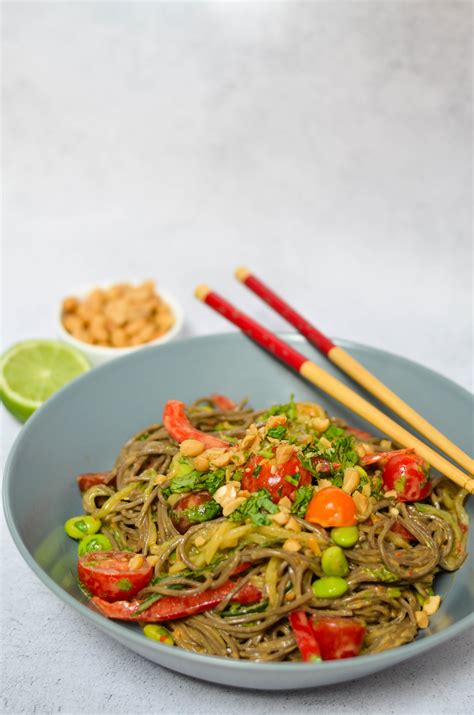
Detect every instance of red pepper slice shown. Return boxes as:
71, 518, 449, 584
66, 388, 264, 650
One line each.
345, 426, 374, 441
91, 579, 262, 621
211, 394, 237, 411
289, 610, 322, 662
163, 400, 229, 448
77, 472, 112, 492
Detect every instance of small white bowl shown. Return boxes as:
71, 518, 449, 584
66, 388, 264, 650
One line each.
58, 285, 184, 367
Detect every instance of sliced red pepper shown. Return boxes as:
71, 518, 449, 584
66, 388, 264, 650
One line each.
360, 448, 414, 467
211, 394, 237, 411
310, 616, 365, 660
163, 400, 229, 448
91, 579, 262, 622
289, 610, 322, 662
77, 472, 112, 492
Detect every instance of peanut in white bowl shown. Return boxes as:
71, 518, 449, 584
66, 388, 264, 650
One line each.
58, 285, 184, 367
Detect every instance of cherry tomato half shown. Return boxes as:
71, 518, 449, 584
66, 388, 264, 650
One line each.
241, 451, 312, 503
382, 453, 432, 502
305, 487, 357, 527
78, 551, 153, 601
163, 400, 228, 448
211, 394, 237, 411
171, 491, 212, 534
311, 616, 366, 660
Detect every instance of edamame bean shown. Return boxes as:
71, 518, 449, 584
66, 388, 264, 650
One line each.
312, 576, 348, 599
331, 525, 359, 548
64, 515, 101, 540
321, 545, 349, 577
78, 534, 112, 556
143, 624, 174, 645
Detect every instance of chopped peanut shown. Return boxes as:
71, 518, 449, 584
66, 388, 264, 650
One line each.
316, 478, 332, 491
285, 516, 302, 532
128, 554, 145, 570
311, 417, 330, 433
155, 474, 168, 486
213, 482, 240, 508
210, 451, 232, 468
275, 444, 294, 465
384, 490, 398, 499
284, 591, 296, 602
415, 611, 429, 629
180, 439, 205, 457
194, 535, 206, 547
222, 497, 247, 516
352, 490, 370, 518
283, 538, 302, 552
278, 496, 292, 510
342, 467, 360, 494
423, 595, 441, 616
146, 555, 159, 567
362, 483, 372, 498
271, 510, 290, 526
193, 455, 209, 472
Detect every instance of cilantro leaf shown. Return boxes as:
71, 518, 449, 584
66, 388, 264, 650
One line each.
263, 395, 296, 421
291, 485, 314, 517
322, 424, 346, 440
267, 425, 287, 440
228, 488, 278, 526
177, 499, 222, 524
164, 469, 226, 496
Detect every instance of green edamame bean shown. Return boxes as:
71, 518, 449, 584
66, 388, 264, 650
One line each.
331, 525, 359, 548
143, 624, 174, 645
64, 515, 101, 540
78, 534, 112, 556
312, 576, 348, 599
321, 545, 349, 577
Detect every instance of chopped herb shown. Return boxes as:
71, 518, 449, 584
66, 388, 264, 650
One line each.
267, 425, 287, 440
386, 587, 402, 598
138, 432, 150, 442
228, 488, 278, 526
116, 578, 133, 591
263, 395, 296, 421
221, 599, 269, 617
253, 464, 262, 478
291, 485, 314, 517
284, 474, 299, 486
330, 473, 343, 488
322, 425, 346, 440
327, 436, 358, 468
258, 449, 274, 459
177, 499, 222, 524
164, 469, 226, 496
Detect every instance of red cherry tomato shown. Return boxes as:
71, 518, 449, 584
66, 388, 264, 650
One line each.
163, 400, 228, 448
78, 551, 153, 601
382, 453, 432, 502
311, 617, 366, 660
241, 451, 312, 503
305, 486, 357, 527
171, 491, 212, 534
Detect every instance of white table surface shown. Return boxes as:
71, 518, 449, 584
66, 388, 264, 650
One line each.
2, 2, 472, 713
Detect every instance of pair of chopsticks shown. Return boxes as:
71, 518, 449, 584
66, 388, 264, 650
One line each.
194, 269, 474, 494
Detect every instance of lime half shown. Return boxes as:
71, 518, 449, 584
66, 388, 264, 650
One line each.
0, 339, 90, 422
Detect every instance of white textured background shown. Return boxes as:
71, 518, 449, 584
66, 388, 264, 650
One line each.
1, 1, 473, 714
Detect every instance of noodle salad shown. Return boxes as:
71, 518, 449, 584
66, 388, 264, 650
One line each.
65, 395, 469, 662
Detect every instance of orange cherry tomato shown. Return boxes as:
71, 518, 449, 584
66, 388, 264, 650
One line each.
305, 486, 357, 527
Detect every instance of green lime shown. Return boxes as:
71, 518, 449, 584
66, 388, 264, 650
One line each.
0, 339, 90, 422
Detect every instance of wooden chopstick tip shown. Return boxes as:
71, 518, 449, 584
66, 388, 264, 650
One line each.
234, 266, 251, 282
194, 284, 211, 302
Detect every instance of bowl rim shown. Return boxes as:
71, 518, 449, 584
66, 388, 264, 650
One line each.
57, 284, 184, 355
3, 332, 473, 676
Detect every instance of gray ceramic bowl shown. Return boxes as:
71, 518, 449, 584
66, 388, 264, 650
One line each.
3, 333, 473, 690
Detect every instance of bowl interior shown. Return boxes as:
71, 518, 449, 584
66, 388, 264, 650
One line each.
4, 333, 473, 689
